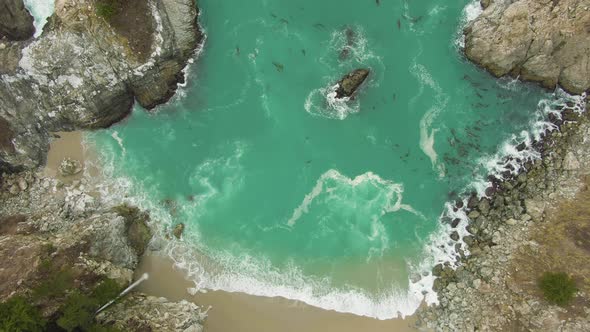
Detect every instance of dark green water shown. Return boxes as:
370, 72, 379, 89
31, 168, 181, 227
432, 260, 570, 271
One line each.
89, 0, 582, 318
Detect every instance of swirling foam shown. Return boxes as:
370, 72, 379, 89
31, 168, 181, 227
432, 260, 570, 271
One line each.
23, 0, 54, 38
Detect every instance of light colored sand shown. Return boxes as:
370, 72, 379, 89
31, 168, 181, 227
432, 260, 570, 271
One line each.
136, 255, 419, 332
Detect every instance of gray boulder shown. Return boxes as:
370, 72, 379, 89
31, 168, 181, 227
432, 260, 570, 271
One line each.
0, 0, 34, 41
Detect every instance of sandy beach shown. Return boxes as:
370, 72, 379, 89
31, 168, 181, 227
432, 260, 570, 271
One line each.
136, 255, 418, 332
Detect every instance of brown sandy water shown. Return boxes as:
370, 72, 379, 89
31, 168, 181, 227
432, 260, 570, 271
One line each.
136, 255, 418, 332
44, 131, 100, 181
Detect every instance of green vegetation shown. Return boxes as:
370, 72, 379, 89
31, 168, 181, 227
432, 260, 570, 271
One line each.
95, 0, 120, 21
0, 296, 45, 332
539, 271, 578, 306
0, 258, 124, 331
33, 259, 74, 300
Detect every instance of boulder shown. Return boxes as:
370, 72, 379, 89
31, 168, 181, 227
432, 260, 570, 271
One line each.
59, 158, 83, 176
0, 0, 35, 41
173, 223, 185, 239
335, 69, 370, 99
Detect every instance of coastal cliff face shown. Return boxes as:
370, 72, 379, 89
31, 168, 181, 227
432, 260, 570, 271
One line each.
464, 0, 590, 94
0, 0, 35, 40
0, 170, 207, 331
0, 0, 203, 171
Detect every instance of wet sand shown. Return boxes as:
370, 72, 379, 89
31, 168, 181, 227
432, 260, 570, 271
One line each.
44, 131, 99, 181
136, 255, 418, 332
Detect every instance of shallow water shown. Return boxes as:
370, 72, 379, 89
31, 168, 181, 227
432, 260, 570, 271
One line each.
91, 0, 572, 318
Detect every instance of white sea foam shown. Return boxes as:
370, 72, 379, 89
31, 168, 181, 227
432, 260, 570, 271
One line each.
287, 169, 420, 227
23, 0, 54, 38
469, 89, 586, 195
454, 0, 483, 49
304, 83, 360, 120
168, 240, 424, 319
411, 62, 448, 177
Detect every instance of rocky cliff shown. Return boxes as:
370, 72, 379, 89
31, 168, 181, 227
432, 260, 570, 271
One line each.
0, 0, 203, 171
0, 0, 35, 40
0, 169, 207, 330
464, 0, 590, 94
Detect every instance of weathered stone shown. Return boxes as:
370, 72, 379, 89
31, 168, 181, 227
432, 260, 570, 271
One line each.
335, 69, 370, 99
464, 0, 590, 94
505, 218, 517, 225
467, 210, 480, 219
563, 151, 580, 170
450, 231, 460, 241
0, 0, 35, 41
173, 223, 185, 239
524, 199, 545, 221
59, 158, 83, 176
0, 0, 203, 170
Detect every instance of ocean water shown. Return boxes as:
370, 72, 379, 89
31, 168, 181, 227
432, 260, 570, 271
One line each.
88, 0, 583, 319
23, 0, 54, 37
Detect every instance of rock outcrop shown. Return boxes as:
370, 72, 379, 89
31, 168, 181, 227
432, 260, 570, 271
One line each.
0, 0, 203, 171
0, 0, 35, 41
97, 294, 207, 332
335, 68, 370, 99
464, 0, 590, 94
0, 169, 206, 330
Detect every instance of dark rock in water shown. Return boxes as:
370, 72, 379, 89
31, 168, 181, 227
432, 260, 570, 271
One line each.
0, 0, 35, 41
335, 69, 370, 99
451, 218, 461, 228
173, 223, 185, 239
450, 231, 460, 241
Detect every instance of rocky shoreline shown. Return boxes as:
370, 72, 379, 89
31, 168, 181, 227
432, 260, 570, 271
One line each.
0, 0, 203, 171
0, 149, 207, 330
0, 0, 207, 330
416, 1, 590, 330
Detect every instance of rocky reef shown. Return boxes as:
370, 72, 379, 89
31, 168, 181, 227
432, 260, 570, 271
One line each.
464, 0, 590, 94
0, 0, 203, 171
335, 68, 370, 99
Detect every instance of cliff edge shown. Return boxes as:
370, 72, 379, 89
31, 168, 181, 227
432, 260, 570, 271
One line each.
464, 0, 590, 94
0, 0, 203, 171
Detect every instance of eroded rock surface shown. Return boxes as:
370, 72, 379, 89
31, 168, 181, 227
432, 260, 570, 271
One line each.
0, 0, 203, 171
0, 0, 35, 41
335, 68, 370, 99
464, 0, 590, 94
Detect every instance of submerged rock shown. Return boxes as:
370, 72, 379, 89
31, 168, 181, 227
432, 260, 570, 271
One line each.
0, 0, 35, 41
173, 223, 185, 239
335, 68, 370, 99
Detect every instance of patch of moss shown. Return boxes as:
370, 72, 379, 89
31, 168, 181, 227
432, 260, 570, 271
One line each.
539, 271, 577, 306
0, 296, 46, 332
32, 259, 75, 300
95, 0, 120, 21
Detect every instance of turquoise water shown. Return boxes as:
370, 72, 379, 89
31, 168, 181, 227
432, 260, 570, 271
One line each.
91, 0, 569, 318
